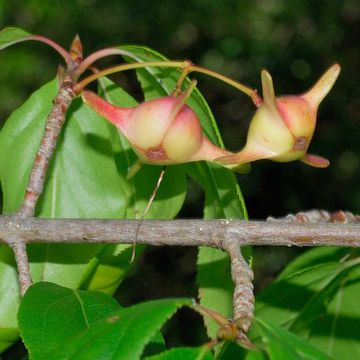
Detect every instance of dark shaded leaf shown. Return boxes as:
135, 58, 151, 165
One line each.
254, 318, 332, 360
144, 346, 214, 360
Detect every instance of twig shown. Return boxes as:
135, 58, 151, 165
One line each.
223, 234, 254, 333
17, 74, 76, 217
131, 167, 166, 262
1, 214, 360, 247
8, 237, 32, 296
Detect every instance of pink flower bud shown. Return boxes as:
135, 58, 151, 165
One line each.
216, 64, 341, 168
82, 86, 230, 166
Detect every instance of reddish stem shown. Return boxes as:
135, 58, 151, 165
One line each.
27, 35, 72, 65
74, 47, 141, 78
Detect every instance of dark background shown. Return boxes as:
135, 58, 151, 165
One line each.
0, 0, 359, 352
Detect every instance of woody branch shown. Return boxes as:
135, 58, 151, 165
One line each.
1, 212, 359, 247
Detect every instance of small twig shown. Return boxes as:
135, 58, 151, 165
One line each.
223, 233, 255, 334
17, 75, 76, 217
131, 167, 166, 262
8, 236, 32, 296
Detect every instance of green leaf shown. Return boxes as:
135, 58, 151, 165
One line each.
117, 45, 248, 339
0, 80, 130, 350
0, 27, 31, 51
0, 81, 124, 345
245, 350, 267, 360
51, 298, 192, 360
0, 80, 58, 212
18, 282, 120, 360
216, 341, 249, 359
278, 247, 351, 280
144, 346, 214, 360
143, 331, 166, 358
80, 244, 145, 295
0, 80, 58, 351
256, 252, 360, 358
254, 318, 332, 360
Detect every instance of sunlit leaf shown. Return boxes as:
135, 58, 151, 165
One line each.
18, 282, 120, 360
51, 298, 192, 360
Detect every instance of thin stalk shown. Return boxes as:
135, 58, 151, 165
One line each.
74, 47, 142, 77
131, 167, 166, 263
189, 65, 262, 106
27, 35, 72, 65
73, 60, 262, 105
73, 61, 186, 93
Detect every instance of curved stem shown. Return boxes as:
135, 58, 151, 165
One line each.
74, 47, 143, 77
73, 60, 262, 105
73, 61, 186, 94
27, 35, 72, 65
188, 65, 262, 106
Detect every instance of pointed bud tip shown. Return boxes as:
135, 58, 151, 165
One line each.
261, 69, 272, 83
70, 34, 83, 62
303, 63, 341, 108
330, 63, 341, 75
261, 69, 276, 106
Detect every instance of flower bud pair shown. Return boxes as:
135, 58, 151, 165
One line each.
82, 64, 340, 174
